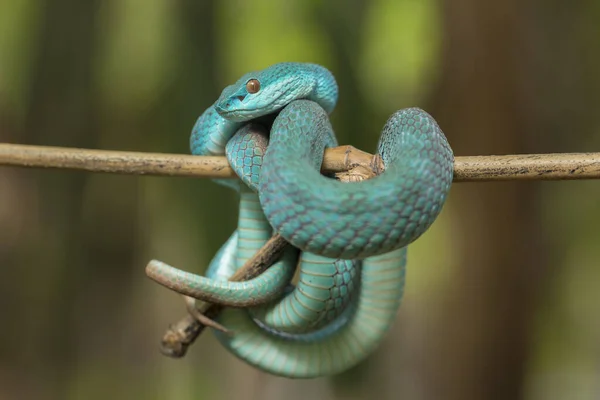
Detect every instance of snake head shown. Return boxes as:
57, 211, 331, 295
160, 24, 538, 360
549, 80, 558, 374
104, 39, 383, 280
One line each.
214, 63, 314, 122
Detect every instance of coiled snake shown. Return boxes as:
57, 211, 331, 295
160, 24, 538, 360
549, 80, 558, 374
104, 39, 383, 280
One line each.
146, 62, 454, 378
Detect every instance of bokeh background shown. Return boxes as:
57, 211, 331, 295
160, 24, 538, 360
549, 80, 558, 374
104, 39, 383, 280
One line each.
1, 1, 600, 399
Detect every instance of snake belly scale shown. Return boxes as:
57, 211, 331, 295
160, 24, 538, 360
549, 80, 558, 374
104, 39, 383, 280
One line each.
146, 62, 454, 378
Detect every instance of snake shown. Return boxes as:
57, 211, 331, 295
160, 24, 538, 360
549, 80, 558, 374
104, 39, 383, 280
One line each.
146, 62, 454, 378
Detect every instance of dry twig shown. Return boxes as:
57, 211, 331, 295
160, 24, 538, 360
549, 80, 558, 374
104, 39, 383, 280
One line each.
2, 143, 600, 181
3, 141, 599, 357
157, 234, 291, 358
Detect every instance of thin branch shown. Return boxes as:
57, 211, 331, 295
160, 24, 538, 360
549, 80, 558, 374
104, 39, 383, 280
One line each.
157, 234, 290, 358
454, 153, 600, 181
1, 143, 600, 181
0, 143, 381, 179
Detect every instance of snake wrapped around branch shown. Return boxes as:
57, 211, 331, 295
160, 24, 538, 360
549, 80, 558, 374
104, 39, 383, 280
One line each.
146, 62, 454, 378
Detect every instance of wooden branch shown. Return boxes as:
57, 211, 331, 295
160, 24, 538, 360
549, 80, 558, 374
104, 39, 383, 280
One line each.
1, 143, 600, 181
157, 234, 291, 358
0, 143, 381, 179
2, 141, 598, 354
454, 153, 600, 181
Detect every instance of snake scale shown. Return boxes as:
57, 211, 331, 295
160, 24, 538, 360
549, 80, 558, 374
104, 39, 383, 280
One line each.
146, 62, 454, 378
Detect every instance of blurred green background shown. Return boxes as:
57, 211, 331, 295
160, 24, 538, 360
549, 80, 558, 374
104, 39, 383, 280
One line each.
1, 1, 600, 399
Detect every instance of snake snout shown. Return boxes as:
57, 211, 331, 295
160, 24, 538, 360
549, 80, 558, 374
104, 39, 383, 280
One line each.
215, 95, 254, 121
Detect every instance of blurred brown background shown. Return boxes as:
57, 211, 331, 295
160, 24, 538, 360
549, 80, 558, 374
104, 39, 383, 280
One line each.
1, 1, 600, 399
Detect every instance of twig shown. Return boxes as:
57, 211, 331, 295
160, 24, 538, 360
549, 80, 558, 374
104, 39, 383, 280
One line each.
157, 234, 291, 358
3, 141, 599, 356
0, 143, 382, 179
1, 143, 600, 181
454, 153, 600, 181
181, 295, 231, 334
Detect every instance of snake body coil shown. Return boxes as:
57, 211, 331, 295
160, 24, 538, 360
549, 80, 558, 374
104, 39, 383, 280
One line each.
146, 62, 453, 378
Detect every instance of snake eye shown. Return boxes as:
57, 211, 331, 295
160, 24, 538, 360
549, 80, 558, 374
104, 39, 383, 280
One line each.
246, 79, 260, 94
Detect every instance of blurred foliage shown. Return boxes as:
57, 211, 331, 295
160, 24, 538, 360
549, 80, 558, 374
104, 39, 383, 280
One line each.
0, 1, 599, 400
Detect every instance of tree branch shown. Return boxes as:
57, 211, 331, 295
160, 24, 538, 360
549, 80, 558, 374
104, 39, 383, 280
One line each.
156, 234, 290, 357
1, 143, 599, 181
2, 142, 598, 355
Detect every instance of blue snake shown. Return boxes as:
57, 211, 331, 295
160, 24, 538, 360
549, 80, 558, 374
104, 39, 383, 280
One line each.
146, 62, 454, 378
